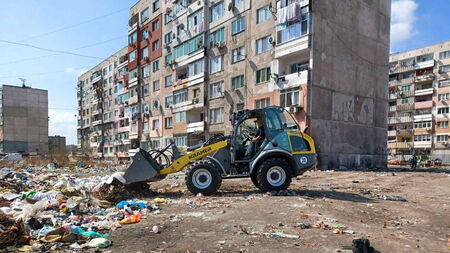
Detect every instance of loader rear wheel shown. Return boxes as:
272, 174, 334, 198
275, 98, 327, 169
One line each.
256, 158, 292, 192
251, 173, 259, 188
185, 160, 222, 195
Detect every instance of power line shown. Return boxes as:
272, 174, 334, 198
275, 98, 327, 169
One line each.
0, 36, 124, 66
0, 7, 129, 48
0, 39, 105, 60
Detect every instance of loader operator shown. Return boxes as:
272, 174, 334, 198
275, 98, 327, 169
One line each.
244, 117, 265, 159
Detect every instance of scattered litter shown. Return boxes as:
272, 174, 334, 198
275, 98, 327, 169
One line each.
87, 238, 112, 248
376, 194, 407, 202
152, 225, 159, 234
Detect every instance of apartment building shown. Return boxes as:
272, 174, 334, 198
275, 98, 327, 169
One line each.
0, 85, 48, 155
388, 40, 450, 163
78, 0, 390, 170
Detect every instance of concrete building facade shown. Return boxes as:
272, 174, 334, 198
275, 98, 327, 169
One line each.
48, 135, 66, 151
388, 40, 450, 163
0, 85, 48, 155
77, 0, 390, 170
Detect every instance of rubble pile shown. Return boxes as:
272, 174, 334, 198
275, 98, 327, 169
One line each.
0, 166, 161, 252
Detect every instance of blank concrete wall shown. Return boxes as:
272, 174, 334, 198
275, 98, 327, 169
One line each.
310, 0, 390, 169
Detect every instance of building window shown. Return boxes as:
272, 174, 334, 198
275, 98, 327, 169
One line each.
165, 75, 172, 87
141, 8, 149, 23
233, 0, 243, 5
439, 93, 449, 101
142, 84, 149, 97
440, 50, 450, 60
164, 11, 173, 24
280, 87, 300, 107
437, 135, 448, 142
143, 122, 149, 133
165, 96, 173, 108
152, 40, 160, 51
210, 81, 224, 99
210, 107, 224, 124
128, 31, 137, 45
232, 17, 245, 35
129, 49, 137, 62
401, 98, 409, 104
152, 19, 160, 31
151, 140, 161, 149
439, 80, 450, 88
231, 75, 244, 89
256, 67, 271, 84
142, 47, 148, 59
232, 46, 245, 63
210, 55, 223, 74
257, 5, 271, 24
153, 60, 160, 72
174, 135, 187, 147
256, 36, 272, 54
414, 121, 432, 128
174, 89, 187, 104
188, 10, 203, 29
188, 59, 204, 77
152, 119, 160, 130
437, 121, 449, 128
164, 31, 173, 44
414, 135, 431, 142
255, 98, 270, 109
210, 2, 224, 22
129, 68, 138, 80
151, 80, 159, 91
175, 111, 186, 122
153, 0, 160, 11
438, 107, 449, 114
209, 27, 225, 47
142, 65, 150, 78
165, 117, 173, 128
440, 65, 450, 73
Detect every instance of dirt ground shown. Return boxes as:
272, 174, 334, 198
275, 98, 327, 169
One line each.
107, 168, 450, 253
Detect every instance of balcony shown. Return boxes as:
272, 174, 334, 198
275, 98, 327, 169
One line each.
415, 73, 435, 84
397, 115, 413, 123
118, 126, 129, 133
414, 87, 434, 96
272, 70, 308, 91
388, 130, 396, 137
188, 72, 205, 87
414, 114, 432, 122
128, 148, 139, 157
187, 121, 204, 133
91, 75, 101, 84
92, 120, 102, 126
397, 65, 415, 73
414, 141, 432, 148
389, 106, 396, 112
389, 80, 398, 87
275, 35, 309, 59
396, 129, 413, 136
396, 142, 413, 149
129, 95, 138, 105
398, 77, 414, 85
397, 104, 414, 111
414, 100, 433, 109
398, 90, 414, 98
388, 117, 397, 124
415, 60, 434, 70
389, 93, 397, 100
387, 142, 397, 149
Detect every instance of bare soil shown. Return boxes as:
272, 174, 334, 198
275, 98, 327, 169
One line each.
108, 168, 450, 253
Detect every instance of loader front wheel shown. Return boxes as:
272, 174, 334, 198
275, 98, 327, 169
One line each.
185, 160, 222, 195
256, 158, 292, 192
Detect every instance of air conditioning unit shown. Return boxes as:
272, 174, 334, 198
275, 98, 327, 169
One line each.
143, 104, 150, 115
268, 36, 275, 46
289, 105, 300, 114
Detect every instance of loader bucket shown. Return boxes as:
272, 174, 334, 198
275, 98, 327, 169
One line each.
123, 149, 162, 184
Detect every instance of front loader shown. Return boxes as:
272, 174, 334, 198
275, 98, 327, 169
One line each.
123, 106, 317, 195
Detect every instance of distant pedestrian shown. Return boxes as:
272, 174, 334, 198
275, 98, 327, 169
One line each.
411, 154, 418, 169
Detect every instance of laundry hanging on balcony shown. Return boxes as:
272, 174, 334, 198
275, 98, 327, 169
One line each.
276, 2, 302, 25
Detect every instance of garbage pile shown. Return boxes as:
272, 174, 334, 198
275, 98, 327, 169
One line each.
0, 167, 160, 251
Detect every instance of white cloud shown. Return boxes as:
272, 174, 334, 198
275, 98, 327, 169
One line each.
49, 109, 78, 144
391, 0, 419, 46
65, 67, 87, 76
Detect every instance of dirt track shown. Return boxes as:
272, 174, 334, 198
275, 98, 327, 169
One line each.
108, 168, 450, 253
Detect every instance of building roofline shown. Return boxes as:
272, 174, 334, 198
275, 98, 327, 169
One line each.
390, 39, 450, 56
1, 84, 48, 92
78, 46, 128, 79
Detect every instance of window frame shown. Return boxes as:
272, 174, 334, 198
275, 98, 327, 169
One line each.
232, 17, 246, 35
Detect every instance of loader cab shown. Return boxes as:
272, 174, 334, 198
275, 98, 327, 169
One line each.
231, 107, 300, 163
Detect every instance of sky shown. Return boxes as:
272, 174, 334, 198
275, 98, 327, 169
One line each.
0, 0, 449, 145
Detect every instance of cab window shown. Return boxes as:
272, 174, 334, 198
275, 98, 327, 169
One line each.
290, 135, 310, 152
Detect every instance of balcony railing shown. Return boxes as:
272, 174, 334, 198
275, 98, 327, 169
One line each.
415, 60, 434, 70
414, 100, 433, 109
414, 141, 432, 148
389, 106, 396, 112
397, 115, 413, 123
397, 90, 414, 98
388, 130, 396, 137
414, 87, 434, 96
415, 73, 435, 83
396, 129, 413, 136
397, 104, 414, 111
396, 142, 413, 149
389, 93, 397, 100
187, 121, 204, 133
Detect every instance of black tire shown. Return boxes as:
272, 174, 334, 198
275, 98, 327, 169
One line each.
251, 173, 259, 188
185, 160, 222, 195
256, 158, 292, 192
